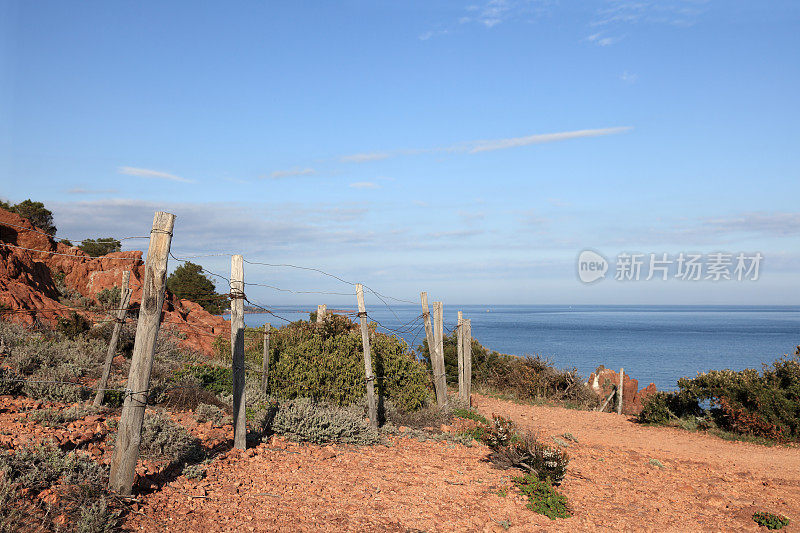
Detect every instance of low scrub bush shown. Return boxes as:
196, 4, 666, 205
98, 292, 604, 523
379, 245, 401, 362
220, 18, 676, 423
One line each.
483, 415, 519, 448
265, 398, 382, 445
420, 334, 596, 408
56, 311, 92, 339
30, 405, 97, 427
139, 413, 204, 466
488, 433, 569, 485
195, 403, 225, 425
0, 442, 120, 532
22, 365, 88, 403
638, 350, 800, 441
513, 472, 571, 520
0, 367, 22, 396
176, 364, 231, 396
753, 511, 790, 530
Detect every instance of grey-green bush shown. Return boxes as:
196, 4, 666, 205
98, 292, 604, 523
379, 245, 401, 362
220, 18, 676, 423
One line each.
267, 398, 382, 445
139, 413, 204, 465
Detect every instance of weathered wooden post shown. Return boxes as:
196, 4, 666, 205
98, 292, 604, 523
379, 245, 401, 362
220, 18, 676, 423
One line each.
616, 368, 624, 415
355, 284, 377, 428
94, 270, 132, 407
463, 318, 472, 405
261, 324, 270, 395
421, 292, 447, 407
433, 301, 447, 407
109, 212, 175, 495
457, 310, 464, 401
316, 304, 327, 323
230, 255, 246, 450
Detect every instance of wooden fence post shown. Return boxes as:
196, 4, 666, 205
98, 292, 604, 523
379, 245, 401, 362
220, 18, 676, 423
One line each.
421, 293, 447, 407
230, 255, 246, 450
463, 319, 472, 405
94, 271, 132, 407
316, 304, 327, 323
433, 301, 447, 407
355, 284, 377, 428
457, 311, 464, 401
261, 324, 270, 395
616, 368, 624, 415
109, 212, 175, 495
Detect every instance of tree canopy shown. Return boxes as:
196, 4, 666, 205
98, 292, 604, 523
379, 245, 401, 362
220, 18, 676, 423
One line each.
1, 199, 57, 236
166, 262, 227, 314
79, 237, 121, 257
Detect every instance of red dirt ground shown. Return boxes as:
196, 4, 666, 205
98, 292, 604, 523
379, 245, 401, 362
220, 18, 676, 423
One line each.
123, 394, 800, 532
3, 393, 798, 532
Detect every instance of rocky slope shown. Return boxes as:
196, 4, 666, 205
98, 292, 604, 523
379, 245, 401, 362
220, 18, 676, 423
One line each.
0, 208, 228, 355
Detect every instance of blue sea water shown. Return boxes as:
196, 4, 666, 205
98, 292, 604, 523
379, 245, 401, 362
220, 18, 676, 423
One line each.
239, 305, 800, 391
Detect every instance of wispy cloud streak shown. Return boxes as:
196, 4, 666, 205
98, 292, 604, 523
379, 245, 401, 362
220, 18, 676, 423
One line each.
118, 166, 194, 183
269, 168, 316, 179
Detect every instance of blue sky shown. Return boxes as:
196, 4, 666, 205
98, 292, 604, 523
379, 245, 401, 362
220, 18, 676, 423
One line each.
2, 1, 799, 306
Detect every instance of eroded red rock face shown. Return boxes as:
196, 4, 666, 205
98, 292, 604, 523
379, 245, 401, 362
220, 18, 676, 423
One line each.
0, 208, 228, 354
587, 366, 657, 415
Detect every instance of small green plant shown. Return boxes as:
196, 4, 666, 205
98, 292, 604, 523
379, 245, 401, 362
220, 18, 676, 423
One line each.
176, 364, 232, 396
0, 367, 22, 395
30, 405, 96, 427
96, 287, 121, 310
561, 432, 578, 443
56, 311, 92, 339
753, 511, 790, 530
513, 472, 570, 520
649, 458, 664, 468
451, 408, 489, 426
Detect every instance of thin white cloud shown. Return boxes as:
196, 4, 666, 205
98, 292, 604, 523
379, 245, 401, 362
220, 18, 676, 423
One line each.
468, 126, 632, 153
547, 198, 571, 208
620, 71, 639, 83
587, 1, 708, 45
349, 182, 380, 189
340, 126, 632, 163
118, 166, 194, 183
340, 153, 392, 163
269, 167, 316, 179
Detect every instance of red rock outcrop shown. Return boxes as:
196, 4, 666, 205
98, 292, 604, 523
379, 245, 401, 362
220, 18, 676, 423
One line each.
0, 208, 228, 354
587, 365, 657, 415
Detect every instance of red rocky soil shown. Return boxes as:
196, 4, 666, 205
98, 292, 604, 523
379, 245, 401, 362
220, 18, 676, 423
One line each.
0, 208, 228, 354
124, 394, 799, 532
2, 393, 799, 532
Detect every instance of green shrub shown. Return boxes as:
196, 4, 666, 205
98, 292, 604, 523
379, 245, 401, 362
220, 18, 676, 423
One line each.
96, 287, 121, 310
57, 311, 92, 339
139, 413, 204, 465
75, 498, 118, 533
22, 365, 88, 403
420, 333, 595, 408
79, 238, 121, 258
640, 351, 800, 441
753, 511, 790, 530
513, 473, 570, 519
267, 398, 382, 445
176, 364, 232, 396
231, 317, 431, 412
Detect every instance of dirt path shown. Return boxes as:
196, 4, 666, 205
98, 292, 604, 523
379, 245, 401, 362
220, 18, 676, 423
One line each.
119, 394, 800, 532
473, 393, 800, 532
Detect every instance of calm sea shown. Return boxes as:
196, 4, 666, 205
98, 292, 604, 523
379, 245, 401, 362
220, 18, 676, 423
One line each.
238, 305, 800, 391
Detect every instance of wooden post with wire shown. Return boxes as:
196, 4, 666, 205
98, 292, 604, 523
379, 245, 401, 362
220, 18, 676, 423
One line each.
230, 255, 246, 450
421, 292, 447, 407
94, 271, 132, 407
433, 301, 447, 407
616, 368, 624, 415
457, 310, 464, 401
316, 304, 327, 323
355, 284, 377, 428
463, 318, 472, 405
109, 211, 175, 496
261, 324, 270, 395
